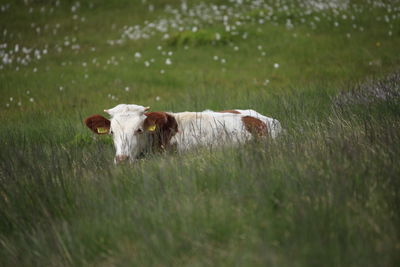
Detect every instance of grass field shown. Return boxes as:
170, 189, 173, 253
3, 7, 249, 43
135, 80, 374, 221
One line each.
1, 0, 400, 266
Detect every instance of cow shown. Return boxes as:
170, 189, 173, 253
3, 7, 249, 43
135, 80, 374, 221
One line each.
84, 104, 281, 163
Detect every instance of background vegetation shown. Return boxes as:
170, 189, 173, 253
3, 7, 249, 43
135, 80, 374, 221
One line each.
1, 0, 399, 266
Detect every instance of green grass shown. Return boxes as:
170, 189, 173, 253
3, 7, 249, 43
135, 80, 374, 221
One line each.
1, 0, 400, 266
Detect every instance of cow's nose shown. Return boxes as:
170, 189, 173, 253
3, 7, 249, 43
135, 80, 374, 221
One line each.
115, 155, 129, 164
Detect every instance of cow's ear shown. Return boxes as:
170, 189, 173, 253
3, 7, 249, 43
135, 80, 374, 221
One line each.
84, 115, 111, 135
144, 112, 167, 133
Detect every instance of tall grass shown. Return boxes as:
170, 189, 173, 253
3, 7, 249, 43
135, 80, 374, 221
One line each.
1, 73, 399, 266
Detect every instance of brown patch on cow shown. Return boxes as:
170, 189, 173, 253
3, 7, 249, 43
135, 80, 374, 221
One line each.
84, 115, 110, 134
219, 110, 241, 114
144, 112, 179, 151
242, 116, 268, 137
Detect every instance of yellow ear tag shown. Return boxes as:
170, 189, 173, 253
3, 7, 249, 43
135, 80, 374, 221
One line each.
97, 127, 109, 134
147, 125, 157, 132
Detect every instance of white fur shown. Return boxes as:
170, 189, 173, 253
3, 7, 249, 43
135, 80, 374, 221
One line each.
169, 112, 253, 151
203, 109, 282, 139
105, 104, 147, 116
233, 109, 282, 139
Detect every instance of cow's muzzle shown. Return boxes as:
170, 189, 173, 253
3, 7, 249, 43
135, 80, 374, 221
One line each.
115, 155, 130, 164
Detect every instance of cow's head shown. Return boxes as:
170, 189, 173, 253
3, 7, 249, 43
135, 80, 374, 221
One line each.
84, 104, 178, 164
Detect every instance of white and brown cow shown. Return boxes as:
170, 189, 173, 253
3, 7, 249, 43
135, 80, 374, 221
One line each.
84, 104, 281, 163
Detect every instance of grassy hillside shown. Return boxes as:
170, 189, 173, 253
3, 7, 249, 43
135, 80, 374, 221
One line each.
1, 0, 399, 266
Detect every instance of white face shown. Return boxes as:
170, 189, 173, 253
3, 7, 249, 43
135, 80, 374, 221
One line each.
105, 104, 148, 163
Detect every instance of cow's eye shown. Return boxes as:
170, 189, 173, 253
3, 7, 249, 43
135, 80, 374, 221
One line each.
110, 130, 114, 135
136, 128, 143, 134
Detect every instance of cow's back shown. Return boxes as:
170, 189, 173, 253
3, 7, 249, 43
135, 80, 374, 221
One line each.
171, 112, 252, 150
229, 109, 282, 139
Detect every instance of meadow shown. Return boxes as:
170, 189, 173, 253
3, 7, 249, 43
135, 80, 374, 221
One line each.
1, 0, 400, 266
